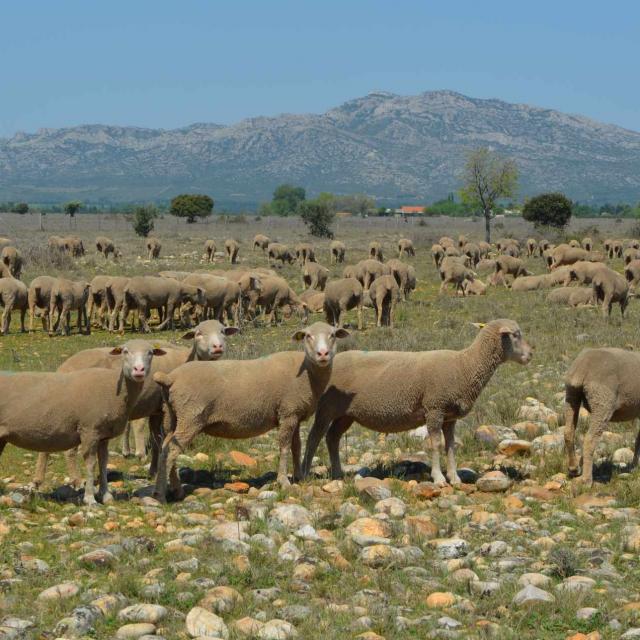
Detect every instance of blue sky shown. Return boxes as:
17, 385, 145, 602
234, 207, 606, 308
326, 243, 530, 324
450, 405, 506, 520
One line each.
1, 1, 638, 137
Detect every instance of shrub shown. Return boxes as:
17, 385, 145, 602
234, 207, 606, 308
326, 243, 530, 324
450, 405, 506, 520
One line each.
522, 192, 572, 228
298, 200, 335, 238
64, 200, 82, 217
132, 205, 158, 237
548, 546, 581, 578
11, 202, 29, 214
169, 194, 214, 223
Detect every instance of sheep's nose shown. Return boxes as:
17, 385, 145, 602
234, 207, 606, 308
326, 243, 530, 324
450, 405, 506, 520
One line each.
317, 348, 330, 358
210, 344, 224, 354
133, 365, 145, 376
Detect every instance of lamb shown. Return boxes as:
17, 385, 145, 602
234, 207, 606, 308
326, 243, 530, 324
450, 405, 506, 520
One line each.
368, 241, 384, 262
28, 275, 57, 332
301, 319, 532, 484
439, 262, 476, 295
625, 259, 640, 292
106, 276, 131, 332
461, 277, 487, 296
495, 255, 530, 279
0, 340, 167, 505
268, 242, 295, 266
323, 278, 364, 329
582, 237, 593, 252
624, 248, 640, 265
247, 275, 307, 325
510, 275, 551, 292
146, 238, 161, 259
152, 322, 349, 499
224, 239, 240, 264
33, 321, 238, 488
295, 242, 315, 265
302, 262, 329, 291
1, 246, 22, 278
299, 289, 326, 313
63, 236, 85, 257
397, 238, 415, 258
546, 287, 595, 307
203, 239, 217, 262
330, 240, 346, 264
592, 267, 629, 317
0, 277, 28, 334
253, 234, 270, 252
49, 278, 90, 336
183, 273, 240, 326
526, 238, 537, 257
386, 259, 416, 300
95, 236, 120, 259
564, 348, 640, 486
369, 275, 400, 327
431, 244, 445, 268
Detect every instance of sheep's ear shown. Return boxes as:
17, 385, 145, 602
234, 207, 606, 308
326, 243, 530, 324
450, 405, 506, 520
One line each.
109, 347, 123, 355
292, 330, 307, 342
223, 326, 240, 336
471, 322, 486, 330
152, 348, 167, 356
181, 330, 196, 340
335, 328, 350, 339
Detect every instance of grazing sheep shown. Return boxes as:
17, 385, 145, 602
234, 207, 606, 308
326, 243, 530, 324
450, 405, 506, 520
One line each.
153, 322, 350, 498
302, 262, 329, 291
569, 239, 581, 248
603, 238, 613, 255
354, 259, 387, 290
550, 245, 591, 269
301, 319, 532, 484
398, 238, 415, 258
592, 267, 629, 317
445, 245, 462, 258
330, 240, 346, 264
538, 239, 551, 256
609, 240, 623, 259
476, 258, 497, 274
0, 340, 167, 505
203, 239, 217, 262
225, 239, 240, 264
268, 242, 295, 266
431, 244, 445, 268
503, 243, 521, 258
247, 275, 307, 325
439, 236, 455, 249
1, 246, 22, 279
542, 249, 554, 270
546, 287, 595, 307
48, 235, 66, 252
369, 275, 400, 328
487, 271, 512, 287
510, 275, 551, 292
299, 289, 326, 313
220, 269, 264, 317
624, 259, 640, 293
457, 234, 468, 248
0, 277, 28, 334
582, 237, 593, 252
439, 262, 476, 295
146, 238, 161, 259
324, 278, 364, 329
253, 234, 270, 252
495, 255, 530, 279
368, 241, 384, 262
295, 242, 315, 265
463, 242, 480, 266
183, 273, 241, 326
95, 236, 120, 259
564, 261, 606, 286
564, 348, 640, 486
105, 277, 131, 332
461, 277, 487, 296
386, 259, 415, 300
49, 279, 90, 336
87, 275, 112, 329
28, 275, 57, 332
526, 238, 537, 257
478, 241, 491, 258
624, 248, 640, 265
64, 236, 85, 257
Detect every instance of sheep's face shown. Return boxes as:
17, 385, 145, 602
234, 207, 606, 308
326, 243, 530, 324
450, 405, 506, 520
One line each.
111, 340, 167, 382
498, 324, 533, 366
183, 321, 239, 360
294, 322, 349, 367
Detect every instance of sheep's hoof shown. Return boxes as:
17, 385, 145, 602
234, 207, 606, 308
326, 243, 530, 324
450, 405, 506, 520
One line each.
448, 474, 462, 487
83, 496, 100, 508
432, 475, 448, 488
151, 491, 167, 504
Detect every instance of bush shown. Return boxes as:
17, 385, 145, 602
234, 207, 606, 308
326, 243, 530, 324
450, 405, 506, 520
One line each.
169, 194, 214, 223
298, 200, 335, 238
11, 202, 29, 214
548, 546, 581, 578
132, 205, 158, 237
522, 192, 572, 228
64, 200, 82, 217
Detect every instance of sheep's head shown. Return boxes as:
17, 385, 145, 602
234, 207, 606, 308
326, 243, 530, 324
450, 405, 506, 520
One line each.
110, 340, 167, 383
293, 322, 349, 367
475, 320, 533, 366
183, 320, 239, 360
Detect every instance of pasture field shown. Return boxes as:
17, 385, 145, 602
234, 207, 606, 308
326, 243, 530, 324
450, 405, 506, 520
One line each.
2, 211, 640, 638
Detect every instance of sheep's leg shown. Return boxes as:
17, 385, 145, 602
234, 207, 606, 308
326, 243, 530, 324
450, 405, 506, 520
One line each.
563, 397, 582, 475
442, 419, 461, 485
29, 303, 36, 332
97, 440, 113, 503
276, 416, 300, 487
291, 425, 302, 482
1, 305, 9, 335
139, 303, 150, 333
33, 453, 49, 489
632, 420, 640, 468
122, 422, 132, 457
154, 424, 195, 502
579, 400, 614, 486
425, 412, 447, 486
19, 307, 26, 333
132, 418, 147, 458
356, 303, 363, 330
376, 298, 383, 327
148, 414, 164, 478
80, 441, 99, 506
325, 417, 354, 479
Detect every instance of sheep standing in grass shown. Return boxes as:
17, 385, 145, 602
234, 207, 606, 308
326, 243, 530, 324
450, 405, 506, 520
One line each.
1, 246, 22, 279
431, 244, 445, 268
146, 238, 161, 259
495, 256, 530, 279
324, 278, 363, 329
49, 279, 90, 336
302, 262, 329, 291
153, 322, 350, 499
398, 238, 415, 258
253, 234, 270, 252
301, 319, 532, 484
526, 238, 537, 257
592, 267, 629, 317
0, 277, 28, 334
0, 340, 167, 505
295, 242, 315, 265
330, 240, 346, 264
203, 239, 216, 262
28, 275, 57, 332
369, 275, 400, 328
225, 239, 240, 264
386, 259, 415, 300
247, 275, 307, 325
368, 241, 384, 262
96, 236, 120, 260
564, 261, 607, 286
268, 242, 295, 266
582, 237, 593, 252
87, 275, 111, 329
440, 262, 476, 295
625, 260, 640, 293
624, 248, 640, 265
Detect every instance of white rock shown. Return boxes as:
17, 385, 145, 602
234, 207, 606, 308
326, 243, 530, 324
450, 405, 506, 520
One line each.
185, 606, 229, 639
257, 619, 298, 639
37, 582, 80, 601
118, 604, 168, 624
512, 584, 555, 608
268, 505, 312, 530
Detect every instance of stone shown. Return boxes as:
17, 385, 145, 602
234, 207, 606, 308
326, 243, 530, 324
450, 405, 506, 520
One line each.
556, 575, 596, 593
224, 481, 250, 493
116, 623, 157, 638
278, 541, 302, 562
211, 521, 249, 542
497, 439, 532, 456
512, 584, 555, 608
438, 616, 462, 629
613, 447, 634, 465
257, 619, 298, 639
78, 548, 116, 567
37, 581, 80, 601
118, 604, 168, 624
476, 470, 512, 492
405, 515, 438, 539
346, 517, 392, 546
199, 586, 243, 613
374, 497, 406, 518
518, 573, 551, 588
621, 630, 640, 639
354, 477, 392, 501
428, 538, 469, 559
360, 545, 405, 568
576, 608, 599, 620
229, 450, 257, 467
269, 504, 313, 530
322, 480, 344, 494
426, 592, 456, 608
233, 617, 265, 636
185, 606, 229, 639
624, 525, 640, 552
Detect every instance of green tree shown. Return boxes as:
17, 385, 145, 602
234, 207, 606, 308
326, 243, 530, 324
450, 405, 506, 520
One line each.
169, 194, 214, 223
335, 193, 376, 217
64, 200, 82, 217
11, 202, 29, 214
271, 184, 306, 216
298, 199, 335, 238
132, 205, 158, 237
459, 148, 518, 242
522, 192, 573, 228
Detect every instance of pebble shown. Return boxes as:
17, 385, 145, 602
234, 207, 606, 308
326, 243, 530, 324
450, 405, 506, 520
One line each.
118, 604, 168, 624
512, 584, 556, 607
346, 517, 392, 546
37, 581, 80, 601
116, 623, 157, 638
476, 470, 512, 492
256, 619, 298, 639
268, 505, 313, 530
429, 538, 469, 559
185, 606, 229, 639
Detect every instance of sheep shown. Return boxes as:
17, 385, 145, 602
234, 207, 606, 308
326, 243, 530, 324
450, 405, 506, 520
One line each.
87, 275, 112, 329
487, 271, 512, 288
582, 237, 593, 252
0, 277, 28, 334
526, 238, 537, 257
253, 234, 270, 252
510, 275, 551, 292
324, 278, 364, 329
330, 240, 346, 264
626, 239, 640, 250
624, 248, 640, 265
203, 239, 217, 262
224, 239, 240, 264
609, 240, 623, 259
625, 259, 640, 293
439, 236, 455, 249
295, 242, 315, 265
476, 258, 496, 274
33, 321, 239, 488
461, 277, 486, 296
342, 265, 357, 280
1, 246, 22, 279
368, 241, 384, 262
503, 243, 521, 258
183, 273, 241, 326
268, 242, 295, 266
146, 238, 161, 259
477, 241, 490, 257
569, 239, 581, 248
457, 234, 468, 248
153, 322, 350, 498
27, 275, 57, 332
386, 259, 416, 300
158, 270, 192, 281
0, 340, 167, 505
354, 259, 387, 290
369, 275, 400, 327
121, 276, 205, 332
49, 279, 90, 336
301, 319, 532, 484
220, 269, 263, 318
398, 238, 415, 258
445, 245, 462, 258
564, 261, 607, 286
302, 262, 329, 291
546, 287, 595, 307
431, 244, 445, 268
440, 262, 476, 295
106, 276, 131, 332
247, 275, 307, 325
592, 267, 629, 317
48, 235, 66, 252
495, 255, 530, 279
299, 289, 326, 313
564, 347, 640, 486
603, 238, 613, 256
96, 236, 120, 259
538, 239, 551, 256
63, 236, 85, 257
546, 266, 573, 287
463, 242, 480, 266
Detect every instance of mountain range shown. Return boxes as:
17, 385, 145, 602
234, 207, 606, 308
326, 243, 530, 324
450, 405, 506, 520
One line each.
1, 90, 639, 206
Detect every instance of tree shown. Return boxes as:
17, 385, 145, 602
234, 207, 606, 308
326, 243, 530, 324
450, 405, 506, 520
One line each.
298, 199, 335, 238
334, 193, 375, 217
64, 200, 82, 217
169, 194, 214, 223
459, 148, 518, 242
522, 192, 573, 228
132, 205, 158, 237
11, 202, 29, 214
271, 184, 306, 216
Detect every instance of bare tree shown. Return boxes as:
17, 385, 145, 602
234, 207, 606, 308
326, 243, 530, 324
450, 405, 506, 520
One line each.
459, 148, 518, 242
